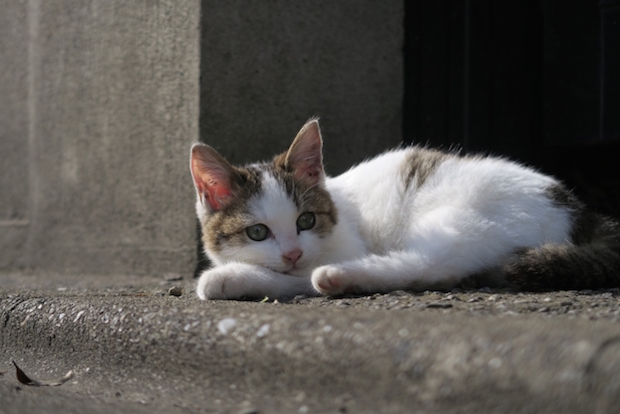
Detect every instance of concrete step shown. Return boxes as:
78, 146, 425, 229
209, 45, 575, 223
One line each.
2, 274, 620, 413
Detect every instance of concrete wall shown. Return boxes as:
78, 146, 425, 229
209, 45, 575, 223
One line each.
0, 1, 200, 276
0, 0, 403, 276
200, 0, 403, 175
0, 0, 30, 271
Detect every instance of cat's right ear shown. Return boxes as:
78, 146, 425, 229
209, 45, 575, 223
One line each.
190, 143, 237, 211
284, 119, 325, 187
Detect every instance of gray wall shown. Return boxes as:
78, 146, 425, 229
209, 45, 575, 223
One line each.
1, 0, 403, 277
200, 0, 403, 175
0, 1, 200, 276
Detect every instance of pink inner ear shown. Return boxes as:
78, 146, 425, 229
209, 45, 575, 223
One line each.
195, 175, 233, 211
293, 151, 321, 183
191, 146, 235, 211
288, 121, 324, 186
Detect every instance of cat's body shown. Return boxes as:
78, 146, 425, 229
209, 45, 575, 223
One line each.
190, 119, 620, 300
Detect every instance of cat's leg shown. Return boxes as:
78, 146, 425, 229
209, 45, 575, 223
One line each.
197, 262, 314, 300
312, 207, 512, 295
312, 251, 444, 295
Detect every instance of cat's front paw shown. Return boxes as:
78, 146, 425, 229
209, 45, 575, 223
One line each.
197, 265, 253, 300
311, 265, 355, 296
196, 268, 229, 300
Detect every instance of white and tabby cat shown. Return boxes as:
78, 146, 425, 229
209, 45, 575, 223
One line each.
190, 119, 620, 300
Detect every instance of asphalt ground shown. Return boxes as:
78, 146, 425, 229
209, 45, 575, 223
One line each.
2, 272, 620, 413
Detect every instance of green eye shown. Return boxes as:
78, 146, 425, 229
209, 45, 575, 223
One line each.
296, 212, 316, 231
246, 224, 269, 241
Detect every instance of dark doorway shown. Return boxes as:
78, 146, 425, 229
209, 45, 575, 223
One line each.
403, 0, 620, 218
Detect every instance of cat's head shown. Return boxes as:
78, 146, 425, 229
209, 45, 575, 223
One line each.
189, 119, 337, 276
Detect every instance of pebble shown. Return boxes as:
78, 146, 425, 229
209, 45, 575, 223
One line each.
426, 302, 452, 309
167, 286, 183, 297
256, 324, 270, 338
217, 318, 237, 335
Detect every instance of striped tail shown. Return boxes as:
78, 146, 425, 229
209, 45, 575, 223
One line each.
505, 212, 620, 291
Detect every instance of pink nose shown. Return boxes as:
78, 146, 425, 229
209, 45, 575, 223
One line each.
282, 248, 302, 265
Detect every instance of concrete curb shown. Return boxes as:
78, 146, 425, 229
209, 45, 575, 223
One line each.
2, 284, 620, 413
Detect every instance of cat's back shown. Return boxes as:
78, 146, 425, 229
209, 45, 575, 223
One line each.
327, 146, 566, 253
326, 147, 428, 216
326, 145, 455, 201
326, 147, 444, 251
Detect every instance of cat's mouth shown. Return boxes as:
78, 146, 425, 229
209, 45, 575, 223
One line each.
282, 264, 306, 276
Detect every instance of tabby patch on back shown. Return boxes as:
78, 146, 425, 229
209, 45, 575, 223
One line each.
190, 119, 620, 300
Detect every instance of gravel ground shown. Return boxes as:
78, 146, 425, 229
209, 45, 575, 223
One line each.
6, 271, 620, 321
289, 288, 620, 322
2, 272, 620, 413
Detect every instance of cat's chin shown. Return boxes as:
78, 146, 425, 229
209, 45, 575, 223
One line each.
281, 266, 308, 277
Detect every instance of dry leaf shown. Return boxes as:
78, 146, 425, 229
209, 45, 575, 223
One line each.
12, 361, 73, 386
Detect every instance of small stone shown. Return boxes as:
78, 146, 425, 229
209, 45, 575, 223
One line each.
426, 302, 452, 309
218, 318, 237, 335
167, 286, 183, 297
488, 357, 502, 369
256, 324, 270, 338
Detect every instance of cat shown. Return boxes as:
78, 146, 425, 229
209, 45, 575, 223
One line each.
190, 118, 620, 300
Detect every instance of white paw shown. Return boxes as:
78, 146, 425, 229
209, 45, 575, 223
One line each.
196, 267, 237, 300
311, 265, 354, 296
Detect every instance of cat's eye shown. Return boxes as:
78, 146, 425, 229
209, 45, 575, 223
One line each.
296, 212, 316, 231
246, 224, 269, 241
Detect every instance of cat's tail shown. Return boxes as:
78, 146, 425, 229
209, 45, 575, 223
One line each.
504, 213, 620, 291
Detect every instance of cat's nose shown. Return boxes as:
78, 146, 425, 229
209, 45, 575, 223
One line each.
282, 248, 302, 265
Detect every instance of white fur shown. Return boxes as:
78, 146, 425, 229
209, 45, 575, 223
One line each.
196, 147, 572, 299
311, 150, 570, 295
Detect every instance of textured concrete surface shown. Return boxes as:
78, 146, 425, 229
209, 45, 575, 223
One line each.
2, 274, 620, 413
0, 0, 30, 270
0, 1, 200, 276
1, 0, 403, 279
200, 0, 403, 174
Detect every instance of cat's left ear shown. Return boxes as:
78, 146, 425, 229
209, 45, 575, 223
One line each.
190, 143, 239, 211
284, 119, 325, 186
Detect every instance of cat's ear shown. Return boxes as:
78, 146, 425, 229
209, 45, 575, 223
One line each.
284, 119, 325, 186
190, 143, 238, 211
